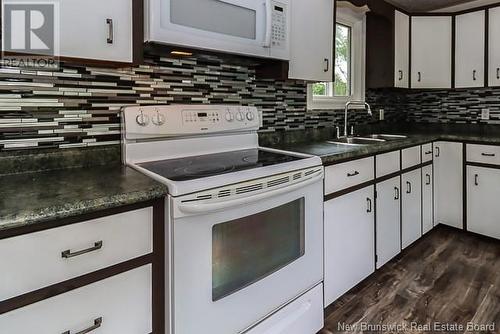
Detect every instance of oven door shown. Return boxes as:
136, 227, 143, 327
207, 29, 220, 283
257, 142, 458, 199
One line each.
147, 0, 289, 59
170, 171, 323, 334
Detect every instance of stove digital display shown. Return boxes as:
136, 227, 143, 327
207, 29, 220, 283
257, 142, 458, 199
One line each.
198, 112, 208, 117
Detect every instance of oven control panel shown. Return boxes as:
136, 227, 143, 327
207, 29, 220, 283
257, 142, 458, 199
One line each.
123, 105, 261, 139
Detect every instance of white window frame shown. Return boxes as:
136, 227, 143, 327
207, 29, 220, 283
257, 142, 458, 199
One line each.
307, 6, 367, 110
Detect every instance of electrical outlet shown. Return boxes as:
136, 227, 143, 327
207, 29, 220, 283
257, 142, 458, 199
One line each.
481, 108, 490, 120
379, 108, 385, 121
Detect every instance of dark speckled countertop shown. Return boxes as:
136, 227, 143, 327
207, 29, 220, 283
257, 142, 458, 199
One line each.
275, 132, 500, 165
0, 147, 167, 233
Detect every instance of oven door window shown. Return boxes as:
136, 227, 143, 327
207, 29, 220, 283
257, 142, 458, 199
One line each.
212, 198, 305, 301
170, 0, 257, 39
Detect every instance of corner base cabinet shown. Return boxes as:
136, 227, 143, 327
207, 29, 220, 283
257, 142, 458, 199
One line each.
324, 186, 375, 306
434, 142, 463, 229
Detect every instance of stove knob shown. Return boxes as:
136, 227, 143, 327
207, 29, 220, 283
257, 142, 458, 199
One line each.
236, 112, 245, 121
225, 112, 234, 122
246, 111, 255, 121
136, 110, 149, 127
152, 111, 166, 126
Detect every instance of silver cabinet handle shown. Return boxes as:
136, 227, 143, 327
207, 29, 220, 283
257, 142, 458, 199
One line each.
435, 146, 440, 158
347, 171, 359, 177
62, 241, 103, 259
425, 150, 432, 155
497, 68, 500, 80
62, 317, 102, 334
106, 18, 113, 44
417, 72, 422, 82
475, 174, 479, 186
426, 173, 431, 185
366, 198, 372, 213
473, 69, 477, 81
324, 58, 329, 72
481, 152, 495, 157
406, 181, 412, 194
394, 186, 400, 200
398, 70, 403, 81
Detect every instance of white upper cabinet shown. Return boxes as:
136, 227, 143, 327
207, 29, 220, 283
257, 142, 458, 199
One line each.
411, 16, 452, 89
394, 11, 409, 88
4, 0, 135, 63
455, 11, 485, 88
288, 0, 334, 81
489, 6, 500, 86
59, 0, 134, 62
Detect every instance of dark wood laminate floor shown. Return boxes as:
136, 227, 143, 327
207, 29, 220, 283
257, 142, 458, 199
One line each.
321, 225, 500, 334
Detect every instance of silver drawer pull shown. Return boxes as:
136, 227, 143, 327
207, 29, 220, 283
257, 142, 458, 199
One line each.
62, 241, 103, 259
497, 68, 500, 80
473, 69, 477, 81
106, 18, 113, 44
425, 150, 432, 155
475, 174, 479, 186
347, 171, 359, 177
481, 152, 495, 157
394, 186, 400, 200
62, 317, 102, 334
406, 181, 412, 194
366, 198, 372, 213
398, 70, 403, 81
426, 173, 431, 185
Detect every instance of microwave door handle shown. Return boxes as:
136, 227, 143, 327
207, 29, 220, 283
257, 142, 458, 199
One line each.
263, 0, 272, 47
178, 173, 323, 214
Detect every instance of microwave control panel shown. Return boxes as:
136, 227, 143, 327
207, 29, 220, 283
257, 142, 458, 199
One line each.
271, 3, 287, 48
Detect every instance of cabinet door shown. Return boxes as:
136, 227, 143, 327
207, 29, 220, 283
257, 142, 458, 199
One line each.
489, 7, 500, 86
411, 16, 452, 88
288, 0, 333, 81
402, 169, 422, 249
467, 166, 500, 239
394, 11, 409, 88
434, 142, 463, 229
455, 11, 485, 88
59, 0, 133, 62
324, 186, 375, 306
375, 177, 401, 269
422, 164, 434, 235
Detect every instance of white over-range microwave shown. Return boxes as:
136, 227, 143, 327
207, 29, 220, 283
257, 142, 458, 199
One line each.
145, 0, 291, 60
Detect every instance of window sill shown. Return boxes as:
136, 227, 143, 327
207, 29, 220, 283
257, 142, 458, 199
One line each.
307, 96, 365, 111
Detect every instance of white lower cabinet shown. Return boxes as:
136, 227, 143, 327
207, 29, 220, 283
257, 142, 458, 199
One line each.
401, 169, 422, 249
434, 141, 463, 228
0, 265, 152, 334
324, 186, 375, 306
375, 176, 401, 269
422, 165, 434, 234
467, 166, 500, 239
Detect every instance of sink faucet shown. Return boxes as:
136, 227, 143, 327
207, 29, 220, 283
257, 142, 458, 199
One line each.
343, 101, 372, 137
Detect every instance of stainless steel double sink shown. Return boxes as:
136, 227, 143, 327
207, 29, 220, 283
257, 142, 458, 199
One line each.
327, 134, 407, 146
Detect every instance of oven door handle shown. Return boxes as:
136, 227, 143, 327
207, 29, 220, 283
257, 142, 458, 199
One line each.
178, 173, 323, 214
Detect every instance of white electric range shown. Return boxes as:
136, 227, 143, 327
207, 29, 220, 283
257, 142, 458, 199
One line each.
122, 104, 325, 334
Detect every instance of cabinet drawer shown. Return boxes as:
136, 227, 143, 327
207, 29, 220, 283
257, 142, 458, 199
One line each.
421, 143, 434, 163
376, 151, 400, 178
467, 144, 500, 165
402, 146, 421, 169
246, 284, 324, 334
325, 157, 374, 195
0, 265, 152, 334
0, 207, 153, 301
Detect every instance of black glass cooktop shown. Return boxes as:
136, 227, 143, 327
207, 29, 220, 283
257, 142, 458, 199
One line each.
138, 149, 303, 181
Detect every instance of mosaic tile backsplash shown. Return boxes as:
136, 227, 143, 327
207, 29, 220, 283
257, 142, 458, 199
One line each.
1, 52, 500, 152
